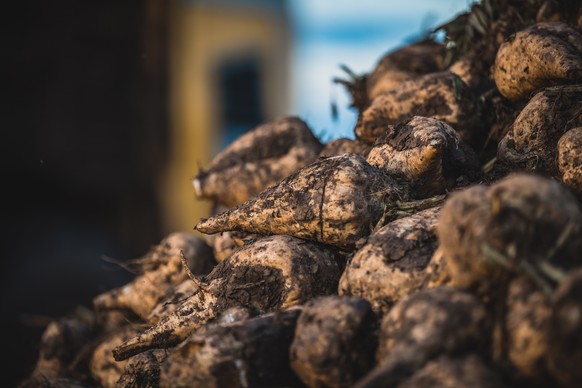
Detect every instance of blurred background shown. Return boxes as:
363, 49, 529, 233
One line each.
2, 0, 471, 384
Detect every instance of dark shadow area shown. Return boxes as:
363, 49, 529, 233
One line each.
2, 1, 169, 385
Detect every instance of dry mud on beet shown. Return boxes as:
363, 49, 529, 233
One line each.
366, 116, 480, 198
93, 232, 214, 320
209, 230, 254, 263
557, 127, 582, 196
436, 173, 582, 294
335, 38, 446, 114
338, 206, 441, 315
193, 116, 323, 208
366, 39, 446, 102
498, 85, 582, 177
112, 235, 340, 361
494, 22, 582, 101
354, 71, 482, 147
159, 307, 303, 388
195, 153, 404, 249
290, 296, 377, 388
354, 287, 490, 388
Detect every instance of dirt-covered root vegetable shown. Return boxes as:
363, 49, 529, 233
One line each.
338, 206, 441, 315
195, 153, 405, 249
365, 38, 446, 102
335, 39, 446, 112
493, 22, 582, 101
497, 85, 582, 176
112, 235, 340, 361
318, 138, 372, 159
289, 296, 378, 388
134, 307, 257, 383
193, 116, 323, 208
436, 173, 582, 293
437, 0, 544, 95
201, 235, 340, 311
366, 116, 481, 198
376, 287, 490, 365
146, 279, 201, 324
19, 307, 97, 386
209, 230, 255, 263
333, 39, 445, 114
90, 326, 142, 388
202, 205, 254, 262
557, 127, 582, 196
546, 268, 582, 388
93, 232, 214, 320
353, 288, 490, 388
354, 71, 482, 146
156, 307, 303, 388
499, 276, 552, 382
395, 355, 507, 388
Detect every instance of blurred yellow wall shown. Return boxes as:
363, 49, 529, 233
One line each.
160, 1, 290, 236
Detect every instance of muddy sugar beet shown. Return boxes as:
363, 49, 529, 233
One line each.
111, 235, 340, 361
193, 116, 323, 208
354, 71, 482, 146
336, 38, 446, 112
338, 206, 441, 315
557, 127, 582, 196
18, 2, 582, 387
289, 296, 378, 388
366, 116, 480, 199
436, 173, 582, 293
159, 307, 303, 387
354, 287, 491, 388
498, 85, 582, 177
93, 232, 214, 320
195, 153, 406, 250
494, 22, 582, 102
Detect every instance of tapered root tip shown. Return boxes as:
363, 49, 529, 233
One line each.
112, 336, 148, 361
194, 214, 229, 234
112, 328, 183, 361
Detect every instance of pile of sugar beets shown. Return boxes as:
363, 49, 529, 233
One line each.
20, 1, 582, 387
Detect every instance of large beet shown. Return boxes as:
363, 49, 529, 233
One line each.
195, 153, 405, 250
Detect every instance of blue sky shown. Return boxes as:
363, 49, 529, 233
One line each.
286, 0, 475, 141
